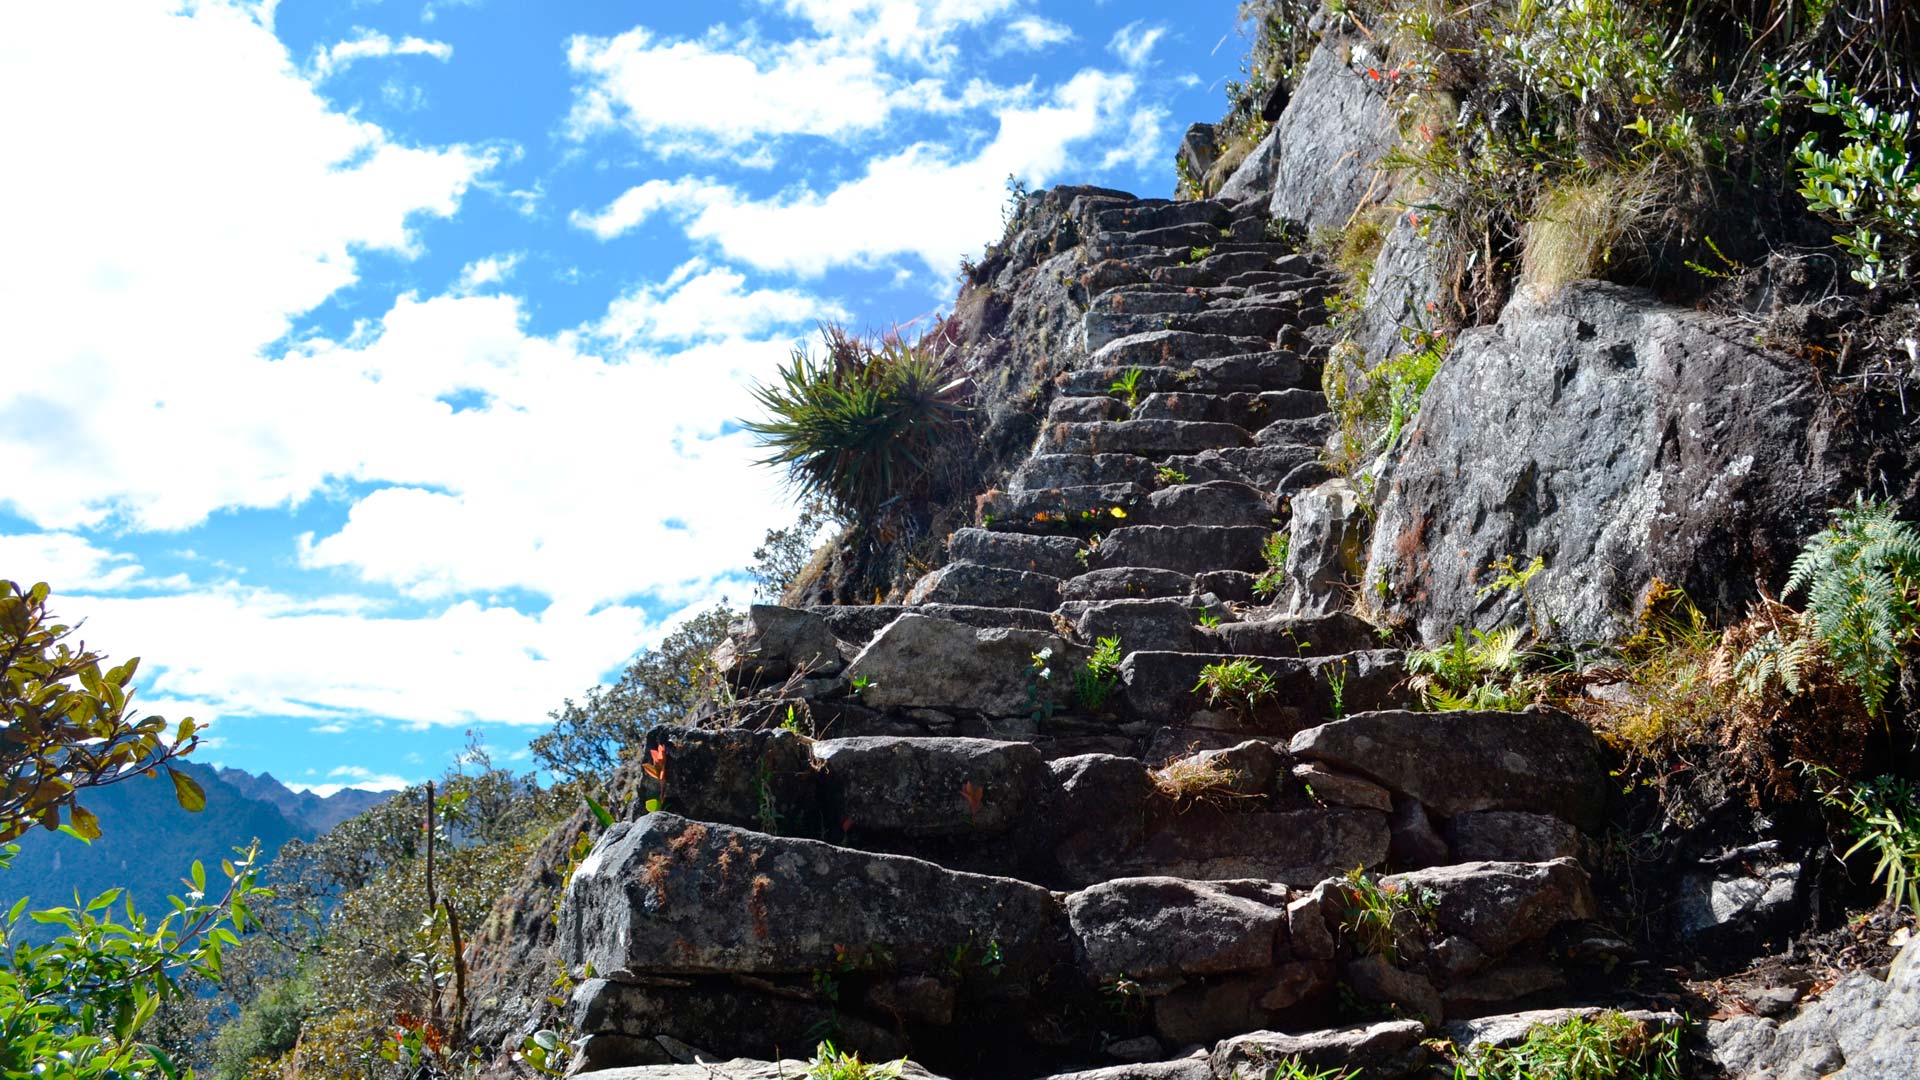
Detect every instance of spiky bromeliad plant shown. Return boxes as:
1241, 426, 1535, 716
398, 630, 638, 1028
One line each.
744, 327, 970, 519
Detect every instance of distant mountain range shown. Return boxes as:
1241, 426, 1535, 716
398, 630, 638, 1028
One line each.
0, 761, 392, 918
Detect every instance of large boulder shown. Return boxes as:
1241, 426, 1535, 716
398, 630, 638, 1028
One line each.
1709, 937, 1920, 1079
1211, 1021, 1429, 1079
843, 614, 1082, 717
561, 815, 1069, 980
1384, 858, 1598, 959
712, 605, 845, 682
1282, 479, 1367, 617
1289, 707, 1607, 829
1365, 282, 1864, 644
633, 727, 818, 829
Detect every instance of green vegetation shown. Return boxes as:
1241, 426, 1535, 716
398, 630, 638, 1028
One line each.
1756, 497, 1920, 715
745, 325, 970, 519
1252, 531, 1291, 600
530, 605, 735, 784
752, 496, 838, 603
1323, 324, 1449, 478
1406, 626, 1539, 711
805, 1040, 906, 1080
1816, 771, 1920, 915
1337, 867, 1433, 962
1451, 1010, 1683, 1080
0, 580, 267, 1080
1787, 69, 1919, 288
1075, 637, 1125, 712
1110, 366, 1146, 409
1193, 657, 1278, 718
1155, 465, 1190, 487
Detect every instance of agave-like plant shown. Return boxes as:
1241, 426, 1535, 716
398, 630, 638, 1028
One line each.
744, 327, 970, 518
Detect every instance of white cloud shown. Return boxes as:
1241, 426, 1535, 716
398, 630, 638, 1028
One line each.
1002, 16, 1072, 51
287, 764, 415, 796
598, 259, 845, 344
453, 253, 520, 294
312, 30, 452, 80
0, 0, 489, 533
1108, 21, 1166, 68
0, 533, 147, 594
577, 69, 1140, 277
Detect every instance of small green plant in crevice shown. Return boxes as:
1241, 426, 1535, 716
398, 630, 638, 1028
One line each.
1746, 497, 1920, 716
1252, 530, 1292, 600
641, 744, 668, 813
1478, 553, 1547, 635
1027, 647, 1059, 723
1075, 636, 1125, 712
851, 674, 876, 698
1406, 626, 1540, 711
1323, 323, 1450, 478
1450, 1009, 1684, 1080
1194, 657, 1278, 719
1187, 244, 1215, 264
1110, 366, 1146, 409
1266, 1059, 1362, 1080
1326, 659, 1350, 720
1813, 769, 1920, 916
1196, 610, 1223, 629
806, 1040, 906, 1080
1156, 465, 1190, 487
1338, 867, 1435, 963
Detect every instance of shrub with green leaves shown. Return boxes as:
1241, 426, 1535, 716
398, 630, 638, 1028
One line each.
1818, 771, 1920, 915
745, 327, 970, 519
1406, 626, 1539, 711
1786, 69, 1919, 288
1252, 531, 1291, 600
1075, 637, 1125, 712
1193, 658, 1278, 718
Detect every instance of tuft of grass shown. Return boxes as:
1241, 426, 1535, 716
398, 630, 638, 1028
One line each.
744, 327, 969, 519
1338, 867, 1433, 963
1155, 466, 1190, 487
1519, 167, 1666, 294
1193, 657, 1278, 718
1252, 530, 1292, 601
1452, 1010, 1683, 1080
1152, 752, 1246, 807
1075, 637, 1125, 712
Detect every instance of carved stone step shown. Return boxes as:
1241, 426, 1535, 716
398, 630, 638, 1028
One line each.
1089, 525, 1271, 574
1162, 444, 1324, 491
1044, 420, 1253, 459
1046, 394, 1131, 424
1141, 481, 1276, 528
906, 563, 1063, 610
1087, 329, 1271, 369
1092, 199, 1232, 233
1062, 566, 1197, 602
1200, 611, 1386, 657
946, 528, 1086, 579
1011, 452, 1159, 491
1084, 304, 1301, 352
1134, 389, 1328, 427
1117, 648, 1411, 733
809, 604, 1054, 646
977, 483, 1144, 535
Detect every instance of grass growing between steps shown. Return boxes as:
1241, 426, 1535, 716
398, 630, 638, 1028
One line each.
1448, 1011, 1685, 1080
805, 1041, 907, 1080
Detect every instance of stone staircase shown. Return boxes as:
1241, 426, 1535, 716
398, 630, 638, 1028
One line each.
555, 193, 1655, 1079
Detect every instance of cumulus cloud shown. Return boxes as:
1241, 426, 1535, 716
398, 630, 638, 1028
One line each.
312, 30, 453, 80
576, 69, 1140, 276
287, 764, 416, 796
598, 259, 847, 344
1001, 16, 1073, 51
1108, 21, 1167, 68
0, 0, 491, 533
453, 253, 520, 294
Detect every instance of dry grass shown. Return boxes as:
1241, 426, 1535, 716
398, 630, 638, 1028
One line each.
1519, 167, 1667, 294
1152, 752, 1248, 807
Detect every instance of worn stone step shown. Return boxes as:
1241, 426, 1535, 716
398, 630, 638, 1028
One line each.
1150, 250, 1290, 286
1092, 221, 1222, 252
977, 483, 1144, 534
1117, 648, 1411, 733
1162, 444, 1324, 491
1055, 365, 1190, 398
1062, 566, 1197, 602
1058, 596, 1203, 653
1086, 329, 1271, 369
947, 528, 1086, 579
1092, 199, 1232, 233
809, 604, 1053, 646
1221, 270, 1325, 290
1142, 480, 1276, 528
1134, 389, 1327, 427
1085, 305, 1299, 351
1045, 393, 1131, 424
1088, 288, 1224, 316
906, 563, 1064, 610
1200, 611, 1386, 657
845, 614, 1087, 717
1011, 452, 1159, 492
1089, 524, 1271, 574
1044, 420, 1253, 459
1254, 413, 1336, 446
1055, 352, 1315, 399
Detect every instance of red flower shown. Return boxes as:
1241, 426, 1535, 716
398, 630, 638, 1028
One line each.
1367, 68, 1381, 80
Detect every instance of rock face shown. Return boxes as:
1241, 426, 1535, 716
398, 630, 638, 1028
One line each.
1264, 32, 1398, 233
1364, 282, 1861, 644
1710, 937, 1920, 1079
844, 614, 1081, 716
1283, 479, 1366, 617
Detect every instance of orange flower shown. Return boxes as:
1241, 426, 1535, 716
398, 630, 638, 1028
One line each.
642, 744, 667, 782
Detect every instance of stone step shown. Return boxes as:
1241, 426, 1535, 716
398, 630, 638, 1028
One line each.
1253, 413, 1336, 446
1116, 648, 1411, 733
1044, 420, 1253, 459
1162, 444, 1325, 491
1134, 389, 1328, 427
1140, 480, 1275, 528
1046, 393, 1131, 424
809, 603, 1055, 646
977, 484, 1144, 536
1150, 250, 1291, 286
1055, 351, 1316, 398
1092, 199, 1232, 233
1199, 611, 1387, 657
1091, 221, 1223, 252
906, 563, 1064, 610
1058, 596, 1206, 653
947, 528, 1086, 579
1086, 329, 1271, 369
1089, 524, 1272, 574
1063, 566, 1198, 602
1010, 452, 1159, 491
1088, 288, 1224, 316
1084, 304, 1300, 352
1221, 270, 1327, 290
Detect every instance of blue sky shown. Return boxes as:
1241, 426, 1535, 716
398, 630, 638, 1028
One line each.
0, 0, 1248, 794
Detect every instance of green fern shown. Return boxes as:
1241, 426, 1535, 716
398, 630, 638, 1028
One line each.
1782, 498, 1920, 715
1406, 626, 1535, 711
1734, 627, 1813, 697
